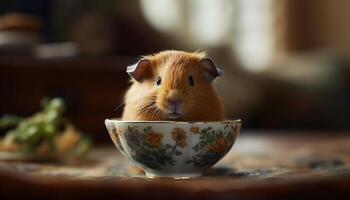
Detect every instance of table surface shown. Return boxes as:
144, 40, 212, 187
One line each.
0, 132, 350, 200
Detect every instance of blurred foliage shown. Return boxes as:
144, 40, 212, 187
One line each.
0, 98, 91, 156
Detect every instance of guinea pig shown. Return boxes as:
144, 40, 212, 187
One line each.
122, 50, 224, 121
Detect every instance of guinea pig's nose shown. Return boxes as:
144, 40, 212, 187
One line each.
167, 99, 182, 107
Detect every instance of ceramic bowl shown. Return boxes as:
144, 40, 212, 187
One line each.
105, 119, 241, 178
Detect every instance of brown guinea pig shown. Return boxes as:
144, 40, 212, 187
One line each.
122, 50, 224, 121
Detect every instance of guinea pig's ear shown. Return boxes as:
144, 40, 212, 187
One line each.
200, 58, 224, 82
126, 58, 152, 82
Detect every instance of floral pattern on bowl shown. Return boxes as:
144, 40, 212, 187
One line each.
105, 120, 241, 178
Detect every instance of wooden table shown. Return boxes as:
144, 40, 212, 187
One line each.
0, 132, 349, 199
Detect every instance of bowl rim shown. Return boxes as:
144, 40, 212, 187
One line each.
105, 118, 241, 124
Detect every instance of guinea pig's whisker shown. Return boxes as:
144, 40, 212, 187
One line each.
114, 103, 125, 112
147, 104, 158, 119
135, 99, 159, 119
153, 107, 163, 120
138, 106, 152, 116
143, 102, 161, 120
149, 108, 157, 120
136, 103, 150, 115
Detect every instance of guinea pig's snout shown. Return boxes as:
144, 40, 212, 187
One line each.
167, 99, 182, 108
165, 90, 183, 119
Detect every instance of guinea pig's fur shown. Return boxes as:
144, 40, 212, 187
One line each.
122, 50, 224, 121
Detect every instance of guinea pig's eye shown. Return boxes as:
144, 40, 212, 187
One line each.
188, 75, 195, 86
156, 76, 162, 86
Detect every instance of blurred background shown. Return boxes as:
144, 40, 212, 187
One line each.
0, 0, 350, 142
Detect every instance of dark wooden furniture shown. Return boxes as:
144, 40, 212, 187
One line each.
0, 56, 132, 141
0, 132, 349, 199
